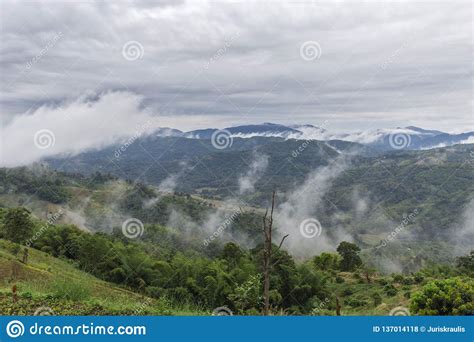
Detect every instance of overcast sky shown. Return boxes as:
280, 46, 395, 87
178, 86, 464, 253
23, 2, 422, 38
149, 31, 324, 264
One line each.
0, 0, 473, 165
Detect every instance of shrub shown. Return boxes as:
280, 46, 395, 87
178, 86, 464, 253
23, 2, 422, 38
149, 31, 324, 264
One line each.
414, 274, 424, 284
384, 284, 397, 297
342, 288, 353, 296
372, 292, 382, 307
146, 286, 165, 298
392, 274, 404, 284
410, 278, 474, 315
344, 297, 367, 307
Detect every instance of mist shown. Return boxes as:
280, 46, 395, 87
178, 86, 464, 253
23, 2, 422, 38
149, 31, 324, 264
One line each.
273, 155, 354, 259
238, 153, 269, 195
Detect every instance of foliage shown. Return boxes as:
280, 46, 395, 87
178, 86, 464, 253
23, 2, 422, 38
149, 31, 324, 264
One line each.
2, 208, 34, 244
456, 251, 474, 276
337, 242, 362, 271
313, 253, 340, 271
228, 274, 262, 313
410, 278, 474, 315
372, 292, 382, 307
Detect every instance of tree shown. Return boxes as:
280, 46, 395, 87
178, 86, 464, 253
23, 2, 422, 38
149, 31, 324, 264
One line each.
410, 278, 474, 315
456, 251, 474, 275
229, 274, 262, 313
336, 241, 362, 271
262, 191, 288, 315
313, 252, 340, 271
221, 242, 243, 267
2, 208, 34, 244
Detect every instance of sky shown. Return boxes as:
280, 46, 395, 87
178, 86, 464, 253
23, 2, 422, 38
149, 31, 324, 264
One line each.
0, 0, 473, 166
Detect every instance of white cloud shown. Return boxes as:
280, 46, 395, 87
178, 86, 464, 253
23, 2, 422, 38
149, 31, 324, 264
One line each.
1, 91, 160, 167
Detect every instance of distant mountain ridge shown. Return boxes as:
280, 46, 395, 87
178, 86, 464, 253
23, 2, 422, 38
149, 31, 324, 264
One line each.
162, 123, 474, 151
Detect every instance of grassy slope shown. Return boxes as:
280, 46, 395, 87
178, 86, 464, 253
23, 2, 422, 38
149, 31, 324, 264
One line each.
0, 239, 206, 315
324, 271, 422, 316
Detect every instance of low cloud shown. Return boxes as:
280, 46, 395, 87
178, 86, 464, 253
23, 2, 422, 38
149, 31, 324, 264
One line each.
274, 155, 353, 258
453, 198, 474, 255
238, 153, 269, 195
1, 91, 161, 167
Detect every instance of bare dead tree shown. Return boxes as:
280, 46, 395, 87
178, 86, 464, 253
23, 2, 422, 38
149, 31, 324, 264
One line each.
262, 191, 289, 316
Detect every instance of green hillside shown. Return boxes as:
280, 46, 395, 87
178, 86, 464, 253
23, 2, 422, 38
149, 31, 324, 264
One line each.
0, 207, 472, 316
0, 239, 204, 315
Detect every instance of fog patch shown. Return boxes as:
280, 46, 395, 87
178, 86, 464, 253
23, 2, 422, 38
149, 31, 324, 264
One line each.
238, 153, 269, 195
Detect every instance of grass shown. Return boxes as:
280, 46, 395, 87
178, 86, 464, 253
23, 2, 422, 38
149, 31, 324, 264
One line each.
0, 239, 205, 315
324, 271, 425, 316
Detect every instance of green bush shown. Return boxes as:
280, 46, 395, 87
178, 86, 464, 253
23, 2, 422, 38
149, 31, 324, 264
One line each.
410, 278, 474, 315
344, 297, 367, 307
342, 288, 353, 296
384, 284, 397, 297
372, 292, 382, 307
414, 274, 424, 284
392, 274, 404, 284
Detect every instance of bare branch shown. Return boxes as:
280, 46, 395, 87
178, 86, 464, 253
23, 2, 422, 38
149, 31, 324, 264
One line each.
277, 234, 289, 249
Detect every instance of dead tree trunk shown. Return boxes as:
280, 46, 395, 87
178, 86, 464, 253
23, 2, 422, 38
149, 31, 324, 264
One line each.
262, 191, 288, 316
12, 284, 18, 303
336, 297, 341, 316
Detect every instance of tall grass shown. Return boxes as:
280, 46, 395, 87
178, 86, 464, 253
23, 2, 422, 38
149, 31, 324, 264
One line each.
51, 278, 91, 301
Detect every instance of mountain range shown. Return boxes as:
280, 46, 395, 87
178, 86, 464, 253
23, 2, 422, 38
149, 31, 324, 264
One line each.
154, 123, 474, 151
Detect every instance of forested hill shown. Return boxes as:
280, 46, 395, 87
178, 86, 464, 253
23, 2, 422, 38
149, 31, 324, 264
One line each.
0, 142, 473, 315
12, 140, 474, 247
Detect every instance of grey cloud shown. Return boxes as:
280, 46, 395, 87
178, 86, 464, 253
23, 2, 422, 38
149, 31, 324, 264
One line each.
1, 0, 472, 137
